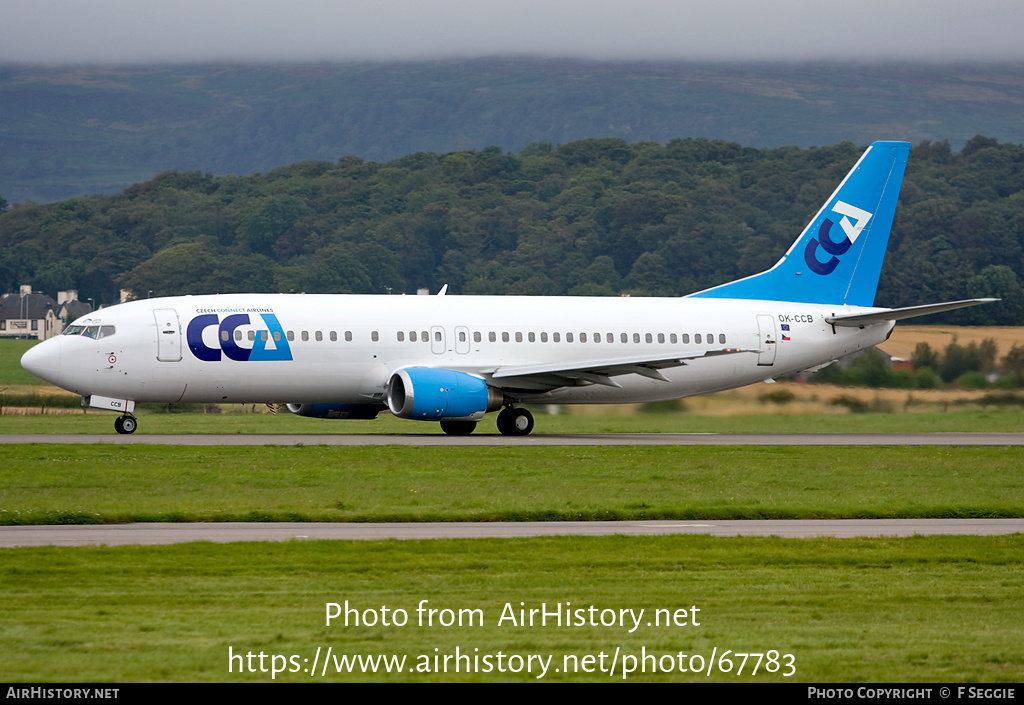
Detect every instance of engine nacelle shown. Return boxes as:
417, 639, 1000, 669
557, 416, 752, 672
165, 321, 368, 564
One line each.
285, 403, 384, 420
387, 368, 503, 421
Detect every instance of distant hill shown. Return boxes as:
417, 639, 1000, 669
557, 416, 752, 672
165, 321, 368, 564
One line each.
2, 60, 1024, 203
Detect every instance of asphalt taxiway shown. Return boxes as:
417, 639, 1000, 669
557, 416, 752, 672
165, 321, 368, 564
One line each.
3, 519, 1023, 547
2, 432, 1024, 445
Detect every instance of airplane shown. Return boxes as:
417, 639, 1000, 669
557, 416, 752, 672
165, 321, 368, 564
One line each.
21, 140, 994, 436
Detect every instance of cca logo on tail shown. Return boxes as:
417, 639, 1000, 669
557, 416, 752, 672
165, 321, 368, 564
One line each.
804, 201, 873, 275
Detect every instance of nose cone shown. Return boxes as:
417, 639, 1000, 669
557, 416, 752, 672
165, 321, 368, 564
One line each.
21, 338, 62, 387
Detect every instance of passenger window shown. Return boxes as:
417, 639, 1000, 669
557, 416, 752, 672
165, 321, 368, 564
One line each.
553, 332, 560, 343
579, 333, 587, 343
434, 331, 441, 342
287, 331, 294, 341
459, 331, 466, 342
719, 334, 726, 344
397, 331, 405, 342
261, 331, 269, 342
528, 332, 535, 343
541, 332, 548, 342
330, 331, 337, 342
502, 332, 510, 343
221, 330, 229, 342
302, 331, 309, 342
633, 333, 640, 344
621, 333, 628, 343
658, 333, 665, 344
315, 331, 322, 342
410, 331, 418, 342
515, 332, 523, 343
606, 333, 613, 343
682, 334, 690, 344
695, 334, 702, 344
474, 332, 481, 343
670, 334, 677, 344
566, 332, 574, 343
489, 332, 496, 343
248, 330, 256, 341
372, 331, 379, 342
645, 333, 653, 343
274, 331, 282, 342
345, 331, 352, 342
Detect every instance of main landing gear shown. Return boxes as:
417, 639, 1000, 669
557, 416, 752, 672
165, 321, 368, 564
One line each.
437, 407, 535, 436
497, 406, 534, 436
114, 414, 137, 435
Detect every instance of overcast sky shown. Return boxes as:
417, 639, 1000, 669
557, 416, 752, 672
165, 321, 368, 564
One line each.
2, 0, 1024, 64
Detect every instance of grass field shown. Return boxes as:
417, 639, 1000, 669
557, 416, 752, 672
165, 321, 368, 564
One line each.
1, 445, 1022, 524
2, 536, 1022, 682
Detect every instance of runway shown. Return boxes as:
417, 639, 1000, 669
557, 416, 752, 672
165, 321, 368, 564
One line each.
3, 519, 1023, 547
3, 432, 1024, 445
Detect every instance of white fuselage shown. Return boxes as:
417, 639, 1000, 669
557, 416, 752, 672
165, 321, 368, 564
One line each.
24, 293, 893, 407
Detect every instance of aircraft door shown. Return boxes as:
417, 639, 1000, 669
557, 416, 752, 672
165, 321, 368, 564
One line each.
154, 309, 182, 362
455, 326, 470, 354
430, 326, 446, 355
756, 314, 777, 366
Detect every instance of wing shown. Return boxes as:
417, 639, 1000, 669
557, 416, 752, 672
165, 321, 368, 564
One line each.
481, 347, 756, 392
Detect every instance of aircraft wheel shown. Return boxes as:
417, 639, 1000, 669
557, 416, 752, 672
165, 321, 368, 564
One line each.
440, 419, 477, 436
496, 407, 512, 435
115, 416, 137, 435
498, 407, 534, 436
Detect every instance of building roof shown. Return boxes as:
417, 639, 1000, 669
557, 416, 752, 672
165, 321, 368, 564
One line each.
0, 291, 94, 321
0, 292, 57, 320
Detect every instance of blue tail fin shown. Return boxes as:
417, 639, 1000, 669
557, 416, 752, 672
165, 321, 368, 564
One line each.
689, 141, 910, 306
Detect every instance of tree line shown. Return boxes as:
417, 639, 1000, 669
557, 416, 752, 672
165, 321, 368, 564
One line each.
814, 339, 1024, 389
0, 136, 1021, 324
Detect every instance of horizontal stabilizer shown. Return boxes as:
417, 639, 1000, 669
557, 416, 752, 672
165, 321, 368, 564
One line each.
825, 299, 998, 327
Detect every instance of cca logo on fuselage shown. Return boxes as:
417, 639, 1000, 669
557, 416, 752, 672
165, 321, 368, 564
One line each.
187, 313, 293, 362
804, 201, 873, 275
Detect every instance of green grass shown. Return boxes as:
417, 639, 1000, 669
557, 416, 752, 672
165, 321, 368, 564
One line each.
0, 339, 50, 387
2, 445, 1022, 524
2, 535, 1022, 682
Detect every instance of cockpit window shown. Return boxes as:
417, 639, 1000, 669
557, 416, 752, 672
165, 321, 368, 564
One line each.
62, 320, 115, 339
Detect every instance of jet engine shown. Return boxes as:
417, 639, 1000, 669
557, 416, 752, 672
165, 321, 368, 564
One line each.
387, 368, 503, 421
